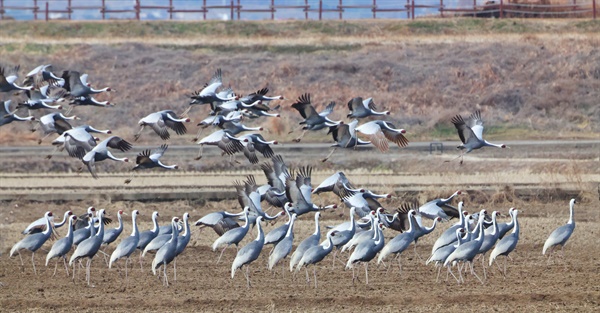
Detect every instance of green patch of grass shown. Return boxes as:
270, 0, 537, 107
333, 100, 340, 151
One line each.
0, 43, 68, 54
2, 19, 598, 41
156, 43, 361, 54
430, 124, 456, 140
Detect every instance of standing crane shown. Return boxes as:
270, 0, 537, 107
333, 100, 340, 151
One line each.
543, 199, 576, 261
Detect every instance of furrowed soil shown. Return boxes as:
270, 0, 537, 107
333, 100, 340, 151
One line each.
0, 198, 599, 312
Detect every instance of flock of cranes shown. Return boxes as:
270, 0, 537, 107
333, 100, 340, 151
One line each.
9, 169, 578, 288
3, 64, 577, 288
1, 64, 507, 178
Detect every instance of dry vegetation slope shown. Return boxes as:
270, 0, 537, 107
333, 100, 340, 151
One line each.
0, 19, 598, 146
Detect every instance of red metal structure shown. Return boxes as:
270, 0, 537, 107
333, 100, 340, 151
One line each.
0, 0, 596, 21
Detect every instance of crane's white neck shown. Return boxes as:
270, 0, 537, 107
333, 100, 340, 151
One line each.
151, 213, 159, 233
116, 212, 123, 232
131, 214, 139, 237
512, 211, 519, 235
43, 215, 53, 235
442, 191, 460, 203
242, 210, 250, 228
323, 234, 333, 250
313, 214, 320, 236
490, 213, 499, 236
181, 215, 190, 237
483, 140, 505, 148
56, 212, 70, 227
348, 209, 355, 232
475, 214, 485, 242
255, 219, 264, 242
95, 213, 105, 238
170, 220, 179, 240
66, 217, 75, 239
424, 218, 438, 234
568, 200, 575, 224
285, 216, 296, 238
374, 225, 383, 245
407, 214, 414, 234
457, 203, 465, 226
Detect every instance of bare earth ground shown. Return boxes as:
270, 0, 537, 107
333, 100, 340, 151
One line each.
1, 20, 600, 312
1, 143, 599, 312
0, 197, 599, 312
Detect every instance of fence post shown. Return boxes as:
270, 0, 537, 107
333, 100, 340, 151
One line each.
440, 0, 443, 18
45, 1, 48, 21
135, 0, 140, 20
373, 0, 376, 19
319, 0, 322, 20
68, 0, 71, 20
500, 0, 503, 18
203, 0, 206, 20
305, 0, 308, 20
237, 0, 240, 20
271, 0, 274, 20
33, 0, 37, 20
411, 0, 415, 19
594, 0, 597, 19
169, 0, 172, 20
102, 0, 105, 20
230, 0, 234, 20
339, 0, 342, 20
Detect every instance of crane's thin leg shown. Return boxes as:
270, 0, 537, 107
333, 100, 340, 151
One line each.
313, 267, 318, 289
125, 258, 129, 282
174, 259, 177, 282
457, 264, 464, 284
481, 255, 487, 280
385, 260, 392, 275
133, 125, 145, 142
62, 256, 70, 276
194, 126, 206, 142
195, 145, 204, 160
245, 265, 251, 289
503, 256, 508, 279
321, 148, 337, 162
99, 249, 109, 266
86, 259, 91, 286
435, 265, 442, 282
139, 252, 144, 271
32, 252, 37, 275
293, 130, 306, 143
217, 246, 228, 264
413, 244, 423, 262
287, 125, 302, 135
546, 246, 555, 265
397, 254, 403, 273
351, 267, 356, 286
494, 258, 503, 274
53, 260, 59, 277
17, 251, 24, 267
332, 250, 337, 269
182, 106, 192, 117
38, 133, 51, 145
470, 262, 484, 285
305, 267, 310, 285
364, 263, 369, 285
164, 264, 169, 287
